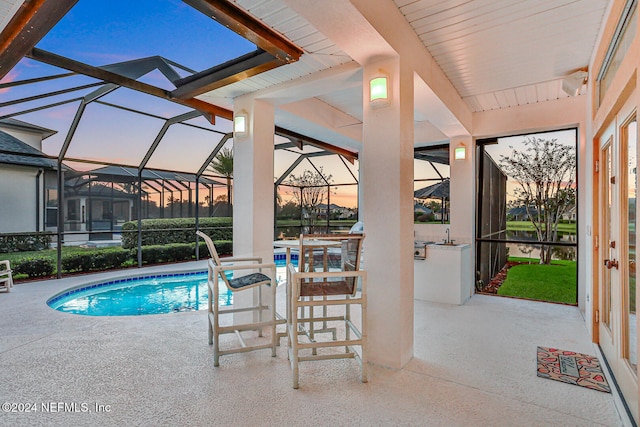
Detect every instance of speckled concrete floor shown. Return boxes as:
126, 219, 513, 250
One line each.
0, 261, 627, 426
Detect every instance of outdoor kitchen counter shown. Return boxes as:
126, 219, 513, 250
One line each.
414, 243, 472, 305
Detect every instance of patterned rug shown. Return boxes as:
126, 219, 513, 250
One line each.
537, 346, 611, 393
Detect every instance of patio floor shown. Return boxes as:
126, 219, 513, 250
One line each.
0, 261, 627, 426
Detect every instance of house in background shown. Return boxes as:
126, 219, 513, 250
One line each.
317, 203, 356, 219
0, 118, 59, 234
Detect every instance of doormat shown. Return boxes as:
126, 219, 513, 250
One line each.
537, 346, 611, 393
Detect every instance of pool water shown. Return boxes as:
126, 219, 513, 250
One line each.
48, 259, 291, 316
49, 272, 217, 316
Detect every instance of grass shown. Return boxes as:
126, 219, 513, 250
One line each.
497, 258, 577, 304
506, 221, 577, 233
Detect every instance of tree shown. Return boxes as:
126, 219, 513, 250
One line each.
285, 168, 333, 233
278, 201, 301, 219
209, 147, 233, 217
500, 137, 576, 264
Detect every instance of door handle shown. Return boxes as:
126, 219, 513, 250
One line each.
604, 259, 619, 270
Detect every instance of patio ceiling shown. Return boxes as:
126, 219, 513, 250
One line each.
394, 0, 609, 112
194, 0, 609, 145
0, 1, 610, 148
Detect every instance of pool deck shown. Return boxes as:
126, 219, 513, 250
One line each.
0, 261, 629, 426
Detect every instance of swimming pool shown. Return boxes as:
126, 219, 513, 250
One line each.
47, 271, 224, 316
47, 257, 294, 316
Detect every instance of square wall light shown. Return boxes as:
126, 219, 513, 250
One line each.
369, 71, 389, 107
454, 143, 466, 160
234, 110, 248, 137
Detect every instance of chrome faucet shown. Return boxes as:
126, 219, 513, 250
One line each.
445, 228, 450, 244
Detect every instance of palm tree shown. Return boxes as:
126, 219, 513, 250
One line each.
209, 147, 233, 217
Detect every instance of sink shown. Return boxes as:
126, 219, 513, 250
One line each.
415, 240, 435, 245
436, 242, 458, 246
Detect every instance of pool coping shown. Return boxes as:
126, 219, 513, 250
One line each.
46, 268, 208, 307
46, 255, 297, 308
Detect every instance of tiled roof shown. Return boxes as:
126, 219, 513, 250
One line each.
0, 118, 57, 139
0, 130, 57, 169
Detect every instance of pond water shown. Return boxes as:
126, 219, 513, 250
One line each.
505, 230, 577, 261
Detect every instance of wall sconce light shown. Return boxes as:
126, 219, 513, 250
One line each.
369, 71, 389, 107
561, 70, 588, 97
454, 142, 466, 160
234, 110, 248, 137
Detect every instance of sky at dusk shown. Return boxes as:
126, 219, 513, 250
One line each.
1, 1, 576, 211
0, 0, 365, 208
1, 0, 248, 171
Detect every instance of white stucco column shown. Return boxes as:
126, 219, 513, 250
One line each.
449, 135, 475, 291
361, 57, 414, 369
232, 99, 275, 263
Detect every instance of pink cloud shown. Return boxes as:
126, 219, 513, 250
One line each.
0, 69, 20, 94
44, 103, 79, 120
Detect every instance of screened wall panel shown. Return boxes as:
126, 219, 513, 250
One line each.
146, 124, 226, 173
65, 103, 164, 166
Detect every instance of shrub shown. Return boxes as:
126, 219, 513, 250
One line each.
211, 240, 232, 256
14, 257, 54, 278
140, 243, 203, 264
0, 232, 52, 252
121, 217, 232, 249
62, 248, 130, 273
417, 213, 435, 222
141, 245, 166, 264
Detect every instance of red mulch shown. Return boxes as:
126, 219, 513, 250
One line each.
481, 261, 526, 294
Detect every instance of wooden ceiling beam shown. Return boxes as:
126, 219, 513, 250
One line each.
275, 126, 358, 162
26, 48, 234, 121
172, 49, 281, 99
0, 0, 78, 80
183, 0, 303, 63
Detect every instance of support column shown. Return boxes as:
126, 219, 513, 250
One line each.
233, 99, 275, 264
361, 57, 414, 369
449, 135, 475, 298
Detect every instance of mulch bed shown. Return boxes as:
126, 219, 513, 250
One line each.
481, 260, 526, 294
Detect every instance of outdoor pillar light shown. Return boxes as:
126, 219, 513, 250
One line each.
369, 71, 389, 107
454, 142, 466, 160
234, 110, 248, 137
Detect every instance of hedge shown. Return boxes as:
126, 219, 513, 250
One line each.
121, 217, 232, 249
62, 248, 131, 273
13, 257, 55, 277
0, 232, 52, 253
10, 240, 233, 279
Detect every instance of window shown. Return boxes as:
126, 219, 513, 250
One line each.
597, 0, 638, 106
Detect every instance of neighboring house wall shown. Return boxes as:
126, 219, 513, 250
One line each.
0, 164, 39, 233
0, 127, 44, 151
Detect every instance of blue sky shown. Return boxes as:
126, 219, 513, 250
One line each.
37, 0, 255, 71
0, 0, 257, 172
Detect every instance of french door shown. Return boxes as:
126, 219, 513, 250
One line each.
597, 93, 638, 420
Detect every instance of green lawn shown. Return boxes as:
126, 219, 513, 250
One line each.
497, 260, 577, 304
506, 221, 577, 233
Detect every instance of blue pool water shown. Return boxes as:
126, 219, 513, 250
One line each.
48, 258, 292, 316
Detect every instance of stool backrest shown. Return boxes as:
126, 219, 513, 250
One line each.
196, 231, 232, 289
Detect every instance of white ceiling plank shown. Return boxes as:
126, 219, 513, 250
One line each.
409, 0, 529, 34
462, 95, 483, 113
503, 89, 518, 108
294, 31, 327, 49
524, 85, 538, 105
536, 82, 549, 102
400, 0, 475, 22
493, 90, 510, 109
513, 87, 529, 105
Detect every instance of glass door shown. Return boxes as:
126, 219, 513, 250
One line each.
597, 94, 638, 420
